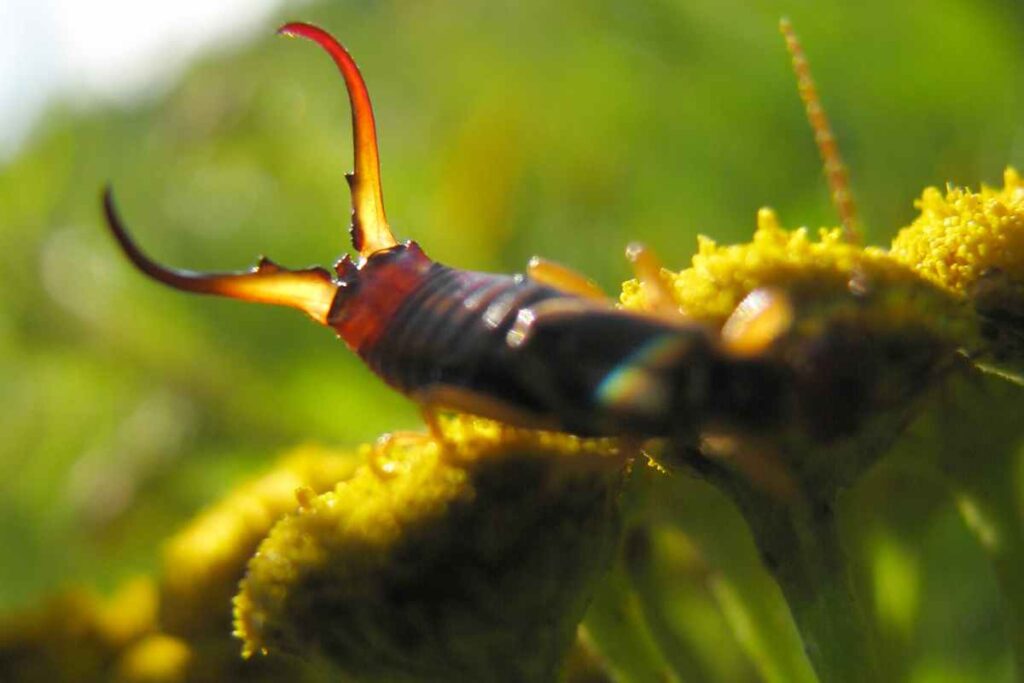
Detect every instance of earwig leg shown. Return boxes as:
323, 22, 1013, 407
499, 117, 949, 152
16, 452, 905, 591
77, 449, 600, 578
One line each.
412, 385, 560, 433
700, 433, 797, 502
368, 431, 433, 479
419, 403, 445, 443
779, 18, 860, 243
294, 486, 317, 509
526, 256, 607, 300
720, 287, 794, 357
625, 243, 682, 321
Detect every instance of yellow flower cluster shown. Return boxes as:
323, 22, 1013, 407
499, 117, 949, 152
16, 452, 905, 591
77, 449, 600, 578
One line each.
234, 415, 630, 682
0, 578, 171, 682
621, 208, 911, 322
116, 634, 192, 682
0, 446, 364, 683
890, 168, 1024, 294
620, 206, 976, 353
620, 168, 1024, 382
1, 429, 627, 682
161, 445, 361, 640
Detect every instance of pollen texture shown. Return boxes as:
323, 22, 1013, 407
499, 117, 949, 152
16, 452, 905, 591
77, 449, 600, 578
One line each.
161, 445, 361, 640
890, 168, 1024, 295
234, 416, 630, 683
621, 208, 918, 323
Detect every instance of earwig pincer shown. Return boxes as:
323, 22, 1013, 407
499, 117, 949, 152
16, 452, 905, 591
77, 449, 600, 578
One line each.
102, 22, 784, 440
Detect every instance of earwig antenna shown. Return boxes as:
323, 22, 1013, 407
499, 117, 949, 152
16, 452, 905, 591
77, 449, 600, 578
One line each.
102, 187, 338, 324
779, 18, 860, 243
278, 22, 398, 259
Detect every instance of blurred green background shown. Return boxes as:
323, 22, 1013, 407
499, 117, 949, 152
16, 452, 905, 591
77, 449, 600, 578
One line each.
1, 0, 1023, 680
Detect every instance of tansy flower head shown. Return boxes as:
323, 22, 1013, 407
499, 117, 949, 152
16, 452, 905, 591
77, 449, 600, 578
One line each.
161, 445, 361, 640
623, 208, 954, 328
114, 634, 192, 683
234, 415, 631, 683
621, 209, 975, 446
0, 579, 158, 682
890, 168, 1024, 295
890, 169, 1024, 379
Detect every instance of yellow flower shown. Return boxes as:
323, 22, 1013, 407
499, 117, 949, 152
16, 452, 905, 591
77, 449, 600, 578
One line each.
161, 445, 361, 640
234, 416, 631, 683
620, 206, 977, 457
888, 169, 1024, 380
0, 578, 159, 682
890, 168, 1024, 295
622, 208, 962, 335
115, 634, 191, 683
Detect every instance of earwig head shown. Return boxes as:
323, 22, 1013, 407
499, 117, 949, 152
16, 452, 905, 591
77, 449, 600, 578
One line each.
278, 22, 398, 261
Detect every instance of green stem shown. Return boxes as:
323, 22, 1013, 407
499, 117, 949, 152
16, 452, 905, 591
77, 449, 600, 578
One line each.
736, 496, 881, 683
582, 562, 678, 682
956, 479, 1024, 676
670, 444, 882, 682
622, 526, 717, 682
645, 467, 817, 683
922, 370, 1024, 675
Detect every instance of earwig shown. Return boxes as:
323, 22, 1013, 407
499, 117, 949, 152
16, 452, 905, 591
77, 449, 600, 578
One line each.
102, 22, 787, 440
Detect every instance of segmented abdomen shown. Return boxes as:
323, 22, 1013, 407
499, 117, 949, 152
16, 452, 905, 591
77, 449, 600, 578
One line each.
361, 264, 570, 415
360, 261, 785, 437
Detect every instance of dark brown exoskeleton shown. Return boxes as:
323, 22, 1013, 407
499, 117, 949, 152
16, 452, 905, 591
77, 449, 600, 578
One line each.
102, 22, 785, 440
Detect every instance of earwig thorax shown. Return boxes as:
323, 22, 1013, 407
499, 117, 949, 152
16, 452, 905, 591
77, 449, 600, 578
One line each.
327, 242, 435, 353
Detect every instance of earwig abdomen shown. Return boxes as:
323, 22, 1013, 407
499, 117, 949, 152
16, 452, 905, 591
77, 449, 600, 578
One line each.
509, 302, 787, 437
333, 244, 782, 437
360, 263, 571, 421
512, 304, 717, 436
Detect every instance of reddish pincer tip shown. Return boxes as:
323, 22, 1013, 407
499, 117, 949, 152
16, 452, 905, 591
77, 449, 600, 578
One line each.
277, 22, 321, 40
277, 23, 348, 63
